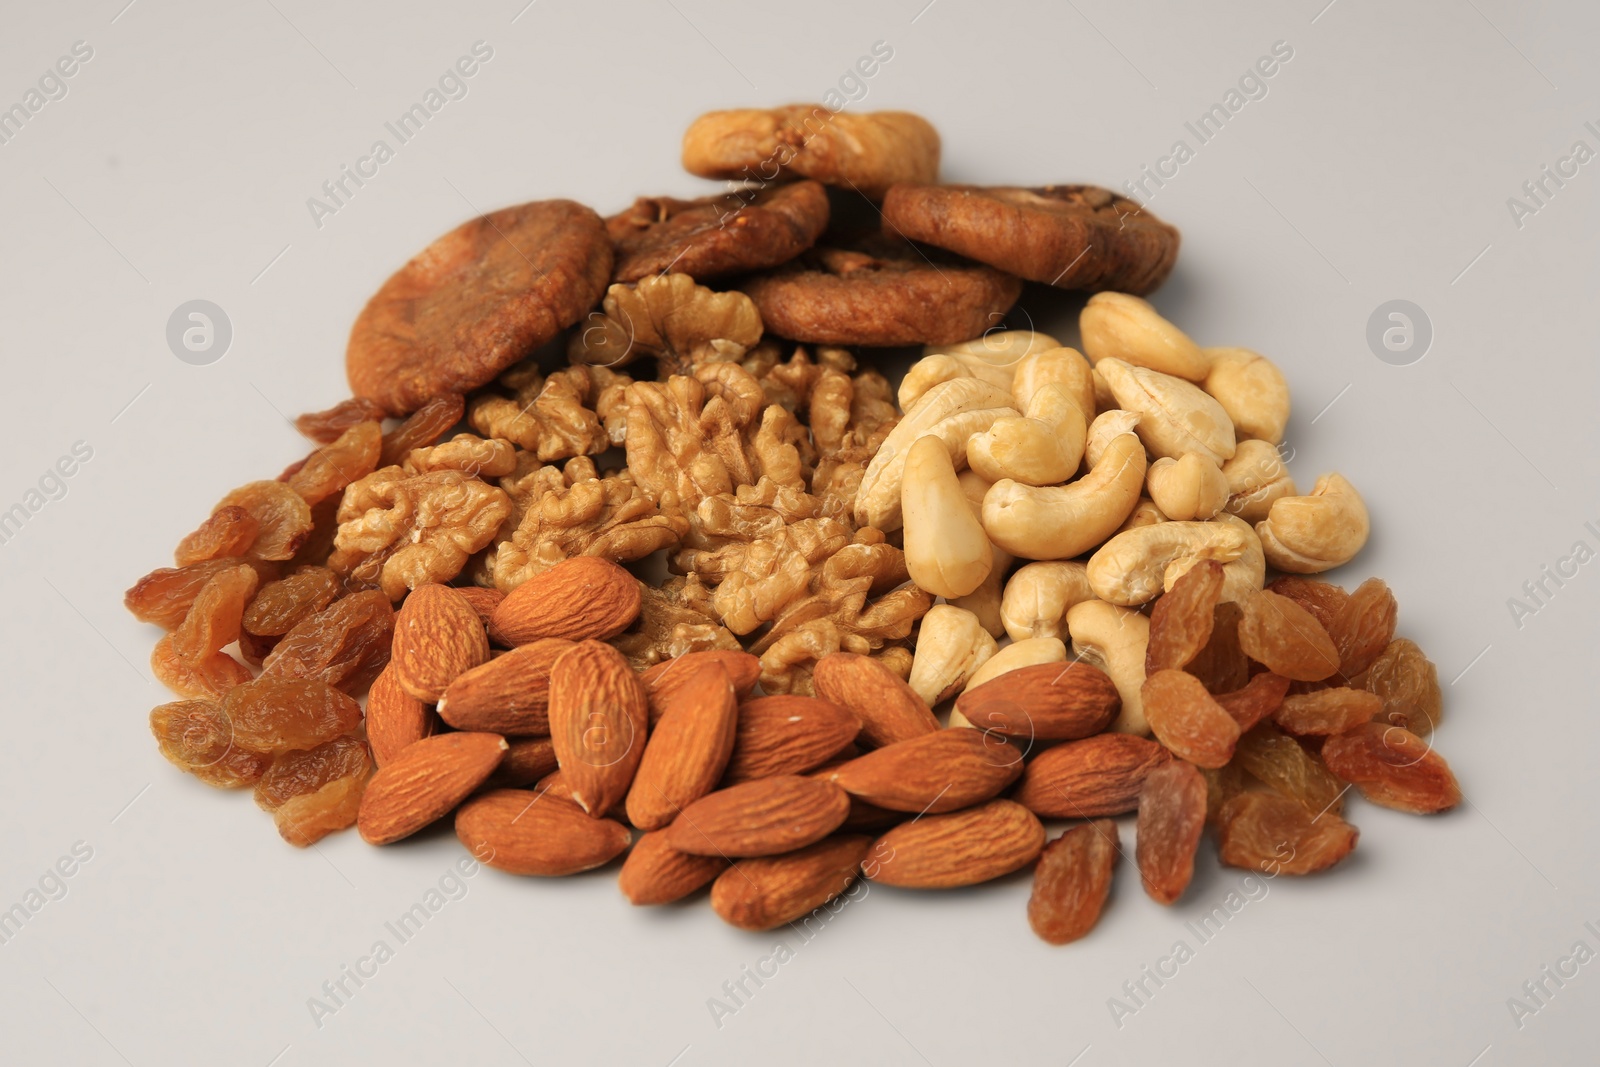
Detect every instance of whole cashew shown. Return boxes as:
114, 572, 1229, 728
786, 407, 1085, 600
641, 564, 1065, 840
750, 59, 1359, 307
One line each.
1000, 561, 1094, 643
1164, 513, 1264, 603
907, 604, 998, 706
902, 435, 993, 599
1146, 453, 1229, 521
1116, 496, 1168, 534
1222, 439, 1297, 523
1012, 347, 1096, 421
1086, 520, 1251, 606
1085, 409, 1140, 467
949, 636, 1066, 727
902, 330, 1062, 411
967, 384, 1087, 486
950, 469, 1011, 637
1092, 367, 1115, 414
1080, 292, 1211, 381
982, 430, 1146, 560
1067, 599, 1150, 735
1203, 347, 1290, 445
1097, 358, 1237, 465
1256, 473, 1369, 573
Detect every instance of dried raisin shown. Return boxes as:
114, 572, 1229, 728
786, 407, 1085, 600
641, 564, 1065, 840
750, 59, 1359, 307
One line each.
285, 421, 383, 507
150, 700, 269, 787
379, 392, 464, 467
173, 506, 259, 566
151, 635, 253, 699
170, 564, 259, 661
242, 567, 341, 637
1029, 820, 1120, 944
1233, 723, 1346, 817
1359, 638, 1442, 737
295, 397, 388, 444
261, 589, 394, 695
1321, 722, 1461, 814
1265, 576, 1349, 633
1217, 791, 1358, 875
1238, 589, 1340, 681
126, 558, 274, 630
1275, 687, 1381, 736
255, 735, 371, 845
1328, 577, 1397, 678
223, 677, 362, 755
1184, 600, 1249, 694
215, 481, 315, 561
1214, 670, 1290, 732
1136, 760, 1206, 905
1145, 560, 1224, 673
1142, 669, 1241, 769
273, 775, 368, 847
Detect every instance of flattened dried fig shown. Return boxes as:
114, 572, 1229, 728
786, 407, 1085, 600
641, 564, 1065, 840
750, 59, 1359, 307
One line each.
606, 181, 829, 283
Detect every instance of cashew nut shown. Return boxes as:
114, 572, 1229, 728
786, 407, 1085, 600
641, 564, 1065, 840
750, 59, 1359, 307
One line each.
1256, 473, 1369, 573
1164, 513, 1264, 604
1086, 520, 1250, 606
950, 469, 1010, 637
967, 384, 1087, 486
1096, 358, 1237, 464
854, 376, 1017, 530
902, 435, 993, 599
1221, 439, 1297, 523
949, 636, 1066, 728
1116, 496, 1168, 534
1011, 347, 1096, 422
1146, 453, 1229, 521
907, 604, 997, 706
1067, 599, 1150, 735
902, 330, 1062, 411
1085, 408, 1140, 467
1080, 292, 1210, 381
1092, 367, 1115, 414
1203, 347, 1290, 445
1000, 561, 1094, 643
982, 430, 1146, 560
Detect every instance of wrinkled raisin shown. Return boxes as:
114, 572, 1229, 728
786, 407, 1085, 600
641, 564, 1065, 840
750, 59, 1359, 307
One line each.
1328, 577, 1397, 678
170, 564, 259, 661
379, 392, 464, 467
1146, 560, 1224, 673
1029, 820, 1120, 945
295, 397, 388, 444
1359, 638, 1442, 737
215, 481, 314, 561
273, 776, 369, 847
1233, 723, 1346, 817
261, 589, 394, 695
1265, 576, 1349, 634
1238, 590, 1340, 681
1214, 671, 1290, 732
151, 635, 253, 699
1275, 687, 1381, 736
126, 558, 276, 630
238, 629, 279, 666
1184, 600, 1249, 694
223, 677, 362, 755
1142, 669, 1240, 769
1321, 722, 1461, 814
150, 700, 269, 787
255, 734, 371, 810
173, 506, 259, 566
1136, 760, 1206, 905
288, 498, 342, 570
1201, 761, 1250, 827
285, 421, 383, 507
1217, 790, 1358, 875
243, 567, 341, 637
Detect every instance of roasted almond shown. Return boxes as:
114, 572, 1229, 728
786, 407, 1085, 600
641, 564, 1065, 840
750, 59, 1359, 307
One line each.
618, 830, 728, 905
488, 557, 641, 646
863, 799, 1044, 888
954, 660, 1120, 740
532, 769, 627, 819
455, 585, 506, 628
456, 789, 631, 876
641, 650, 762, 726
437, 638, 573, 734
626, 664, 738, 831
710, 835, 873, 931
1012, 734, 1174, 818
820, 728, 1022, 813
812, 652, 939, 748
358, 732, 507, 845
365, 662, 436, 767
1029, 820, 1120, 945
666, 776, 850, 858
547, 640, 649, 817
724, 694, 860, 783
483, 737, 559, 790
392, 584, 490, 703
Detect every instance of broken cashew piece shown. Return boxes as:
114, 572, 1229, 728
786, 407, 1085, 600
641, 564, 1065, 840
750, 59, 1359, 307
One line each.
1000, 561, 1094, 643
1255, 472, 1369, 573
1164, 513, 1264, 604
1011, 347, 1096, 422
1084, 409, 1140, 468
1067, 599, 1150, 735
1222, 439, 1297, 523
967, 384, 1087, 486
902, 330, 1062, 411
1097, 358, 1236, 465
1080, 292, 1210, 381
1086, 520, 1250, 606
982, 430, 1146, 560
1203, 347, 1290, 445
1146, 453, 1229, 521
907, 604, 997, 706
902, 435, 993, 599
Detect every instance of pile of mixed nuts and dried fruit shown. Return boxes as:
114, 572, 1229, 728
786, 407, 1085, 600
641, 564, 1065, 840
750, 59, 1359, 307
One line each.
126, 106, 1458, 942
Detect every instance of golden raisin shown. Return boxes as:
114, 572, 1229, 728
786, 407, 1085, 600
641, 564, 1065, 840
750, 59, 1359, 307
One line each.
285, 421, 383, 507
150, 699, 269, 787
151, 635, 253, 699
1145, 560, 1224, 673
295, 397, 388, 444
1214, 671, 1290, 732
173, 506, 259, 566
170, 564, 259, 661
126, 558, 275, 630
1233, 723, 1346, 817
1217, 790, 1358, 875
1265, 576, 1349, 633
1142, 669, 1241, 769
260, 589, 394, 695
1029, 820, 1120, 945
255, 733, 372, 845
1238, 590, 1340, 681
1321, 722, 1461, 814
1359, 638, 1442, 737
274, 776, 369, 847
1136, 761, 1206, 905
1200, 761, 1249, 827
379, 392, 465, 467
1328, 577, 1397, 678
242, 567, 342, 637
1275, 687, 1382, 736
223, 677, 362, 755
1184, 601, 1249, 695
215, 481, 315, 561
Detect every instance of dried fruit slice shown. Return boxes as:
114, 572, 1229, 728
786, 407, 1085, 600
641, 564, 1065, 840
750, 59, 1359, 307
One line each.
606, 181, 830, 283
710, 835, 874, 931
1145, 560, 1224, 673
862, 799, 1044, 889
223, 677, 362, 755
666, 776, 850, 858
1142, 669, 1241, 769
1359, 638, 1442, 737
1233, 724, 1346, 817
1029, 820, 1120, 945
274, 776, 369, 847
150, 699, 270, 787
619, 830, 729, 905
284, 421, 383, 507
1136, 760, 1206, 905
819, 728, 1022, 813
378, 392, 465, 467
174, 506, 259, 566
1321, 722, 1461, 814
455, 789, 631, 876
1275, 687, 1381, 736
1238, 589, 1341, 681
1265, 576, 1349, 633
358, 732, 508, 844
127, 558, 274, 630
1218, 791, 1359, 875
1012, 734, 1173, 818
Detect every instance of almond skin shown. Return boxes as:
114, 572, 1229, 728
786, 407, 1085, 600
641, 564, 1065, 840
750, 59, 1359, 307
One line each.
365, 662, 436, 767
1029, 820, 1120, 944
863, 799, 1044, 888
641, 650, 762, 726
819, 728, 1023, 813
626, 664, 738, 830
358, 732, 507, 845
488, 557, 641, 646
618, 830, 728, 905
666, 776, 850, 858
455, 585, 505, 628
811, 652, 939, 748
1012, 734, 1174, 818
724, 695, 860, 783
547, 641, 650, 817
392, 584, 490, 702
455, 789, 631, 876
710, 835, 873, 931
482, 737, 559, 790
437, 638, 573, 734
954, 660, 1120, 741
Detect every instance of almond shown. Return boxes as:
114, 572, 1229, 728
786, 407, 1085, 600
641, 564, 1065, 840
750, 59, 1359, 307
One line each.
820, 728, 1023, 813
626, 664, 738, 830
455, 585, 505, 628
811, 652, 939, 748
547, 640, 649, 817
357, 732, 507, 845
391, 584, 490, 702
666, 776, 850, 858
455, 789, 631, 876
863, 798, 1044, 888
954, 660, 1120, 740
488, 557, 641, 646
483, 737, 559, 790
437, 638, 573, 734
1029, 820, 1120, 944
641, 650, 761, 726
724, 695, 860, 783
534, 769, 626, 819
1012, 734, 1174, 818
365, 662, 436, 766
710, 835, 873, 931
618, 830, 728, 905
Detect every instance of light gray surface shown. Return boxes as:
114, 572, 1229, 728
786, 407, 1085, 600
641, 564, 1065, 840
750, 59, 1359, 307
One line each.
1, 1, 1596, 1065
